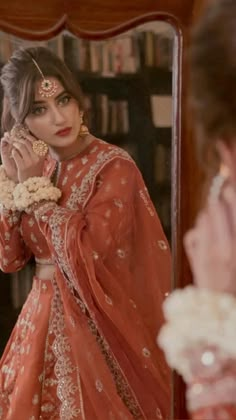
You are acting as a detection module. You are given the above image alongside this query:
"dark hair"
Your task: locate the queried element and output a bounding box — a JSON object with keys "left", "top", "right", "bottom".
{"left": 0, "top": 46, "right": 85, "bottom": 132}
{"left": 189, "top": 0, "right": 236, "bottom": 169}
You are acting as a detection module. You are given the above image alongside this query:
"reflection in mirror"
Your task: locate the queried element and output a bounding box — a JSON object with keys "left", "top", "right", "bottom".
{"left": 0, "top": 23, "right": 175, "bottom": 419}
{"left": 0, "top": 23, "right": 173, "bottom": 240}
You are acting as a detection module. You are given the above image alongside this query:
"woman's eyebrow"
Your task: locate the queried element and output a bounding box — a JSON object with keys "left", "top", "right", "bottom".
{"left": 33, "top": 90, "right": 66, "bottom": 105}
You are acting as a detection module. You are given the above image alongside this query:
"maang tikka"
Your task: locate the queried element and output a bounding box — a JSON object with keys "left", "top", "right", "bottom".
{"left": 31, "top": 58, "right": 58, "bottom": 98}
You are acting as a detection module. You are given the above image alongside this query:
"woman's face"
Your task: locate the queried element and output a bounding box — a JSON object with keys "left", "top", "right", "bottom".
{"left": 25, "top": 77, "right": 81, "bottom": 149}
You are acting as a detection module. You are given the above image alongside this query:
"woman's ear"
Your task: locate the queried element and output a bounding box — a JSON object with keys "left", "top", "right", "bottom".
{"left": 216, "top": 139, "right": 236, "bottom": 186}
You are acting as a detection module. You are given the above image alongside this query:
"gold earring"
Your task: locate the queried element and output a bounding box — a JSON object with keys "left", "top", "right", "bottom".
{"left": 32, "top": 140, "right": 48, "bottom": 157}
{"left": 10, "top": 123, "right": 29, "bottom": 140}
{"left": 79, "top": 113, "right": 89, "bottom": 137}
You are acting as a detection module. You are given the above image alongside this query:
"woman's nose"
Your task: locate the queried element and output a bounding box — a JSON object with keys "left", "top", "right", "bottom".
{"left": 51, "top": 107, "right": 66, "bottom": 125}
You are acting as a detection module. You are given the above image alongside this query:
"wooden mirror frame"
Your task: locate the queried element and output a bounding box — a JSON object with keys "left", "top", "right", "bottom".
{"left": 0, "top": 1, "right": 206, "bottom": 418}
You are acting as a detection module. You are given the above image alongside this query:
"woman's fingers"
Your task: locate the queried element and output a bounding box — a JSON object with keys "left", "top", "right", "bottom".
{"left": 12, "top": 141, "right": 32, "bottom": 161}
{"left": 184, "top": 194, "right": 236, "bottom": 292}
{"left": 222, "top": 184, "right": 236, "bottom": 235}
{"left": 22, "top": 133, "right": 35, "bottom": 144}
{"left": 12, "top": 137, "right": 41, "bottom": 163}
{"left": 11, "top": 148, "right": 24, "bottom": 169}
{"left": 184, "top": 212, "right": 209, "bottom": 273}
{"left": 183, "top": 228, "right": 198, "bottom": 268}
{"left": 1, "top": 135, "right": 14, "bottom": 158}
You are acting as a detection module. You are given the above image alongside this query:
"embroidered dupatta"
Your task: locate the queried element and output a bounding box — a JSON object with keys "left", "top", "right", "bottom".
{"left": 35, "top": 141, "right": 171, "bottom": 418}
{"left": 0, "top": 140, "right": 171, "bottom": 419}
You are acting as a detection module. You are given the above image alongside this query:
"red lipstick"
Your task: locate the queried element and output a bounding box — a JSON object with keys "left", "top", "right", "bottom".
{"left": 55, "top": 127, "right": 72, "bottom": 136}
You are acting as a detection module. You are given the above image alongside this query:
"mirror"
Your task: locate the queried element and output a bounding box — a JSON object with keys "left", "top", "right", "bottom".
{"left": 0, "top": 21, "right": 176, "bottom": 418}
{"left": 0, "top": 21, "right": 175, "bottom": 305}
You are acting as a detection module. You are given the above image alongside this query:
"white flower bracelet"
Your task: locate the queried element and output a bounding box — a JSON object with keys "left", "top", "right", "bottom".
{"left": 0, "top": 166, "right": 61, "bottom": 212}
{"left": 13, "top": 176, "right": 61, "bottom": 211}
{"left": 0, "top": 166, "right": 17, "bottom": 210}
{"left": 158, "top": 286, "right": 236, "bottom": 382}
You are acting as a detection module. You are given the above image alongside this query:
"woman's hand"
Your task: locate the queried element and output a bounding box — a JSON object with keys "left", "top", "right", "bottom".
{"left": 184, "top": 185, "right": 236, "bottom": 295}
{"left": 11, "top": 133, "right": 45, "bottom": 183}
{"left": 0, "top": 132, "right": 19, "bottom": 182}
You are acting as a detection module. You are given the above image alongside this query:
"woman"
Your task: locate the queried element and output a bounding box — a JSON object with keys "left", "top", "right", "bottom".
{"left": 0, "top": 46, "right": 171, "bottom": 419}
{"left": 158, "top": 0, "right": 236, "bottom": 419}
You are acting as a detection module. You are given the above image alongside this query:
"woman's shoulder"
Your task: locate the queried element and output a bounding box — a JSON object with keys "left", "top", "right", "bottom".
{"left": 92, "top": 137, "right": 135, "bottom": 166}
{"left": 89, "top": 138, "right": 143, "bottom": 185}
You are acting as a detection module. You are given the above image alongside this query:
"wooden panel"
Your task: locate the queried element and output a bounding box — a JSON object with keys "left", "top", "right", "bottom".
{"left": 0, "top": 0, "right": 194, "bottom": 39}
{"left": 0, "top": 1, "right": 210, "bottom": 419}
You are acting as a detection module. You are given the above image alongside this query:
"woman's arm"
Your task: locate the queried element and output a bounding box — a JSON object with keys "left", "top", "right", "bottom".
{"left": 0, "top": 208, "right": 32, "bottom": 272}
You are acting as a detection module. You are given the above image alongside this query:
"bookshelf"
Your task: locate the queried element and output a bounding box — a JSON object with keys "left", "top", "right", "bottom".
{"left": 77, "top": 68, "right": 172, "bottom": 237}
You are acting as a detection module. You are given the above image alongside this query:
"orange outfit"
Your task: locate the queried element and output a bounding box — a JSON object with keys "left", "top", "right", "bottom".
{"left": 0, "top": 139, "right": 171, "bottom": 419}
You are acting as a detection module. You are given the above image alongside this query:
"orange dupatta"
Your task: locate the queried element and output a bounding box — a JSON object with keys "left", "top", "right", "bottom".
{"left": 35, "top": 141, "right": 171, "bottom": 419}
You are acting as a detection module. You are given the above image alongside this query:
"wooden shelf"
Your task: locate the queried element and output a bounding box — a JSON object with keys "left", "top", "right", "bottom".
{"left": 154, "top": 127, "right": 172, "bottom": 145}
{"left": 76, "top": 67, "right": 172, "bottom": 97}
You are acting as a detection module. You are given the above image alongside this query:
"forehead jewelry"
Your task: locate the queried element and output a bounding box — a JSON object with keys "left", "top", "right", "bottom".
{"left": 31, "top": 58, "right": 58, "bottom": 98}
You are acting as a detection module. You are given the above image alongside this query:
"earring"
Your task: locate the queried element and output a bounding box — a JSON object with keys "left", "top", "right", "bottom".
{"left": 209, "top": 163, "right": 230, "bottom": 202}
{"left": 10, "top": 123, "right": 29, "bottom": 140}
{"left": 10, "top": 123, "right": 48, "bottom": 157}
{"left": 79, "top": 113, "right": 89, "bottom": 137}
{"left": 32, "top": 140, "right": 48, "bottom": 157}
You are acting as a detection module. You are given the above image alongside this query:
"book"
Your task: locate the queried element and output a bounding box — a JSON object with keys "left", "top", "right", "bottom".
{"left": 151, "top": 95, "right": 172, "bottom": 127}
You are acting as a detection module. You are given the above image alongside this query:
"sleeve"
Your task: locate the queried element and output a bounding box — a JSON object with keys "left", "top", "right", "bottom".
{"left": 0, "top": 209, "right": 32, "bottom": 272}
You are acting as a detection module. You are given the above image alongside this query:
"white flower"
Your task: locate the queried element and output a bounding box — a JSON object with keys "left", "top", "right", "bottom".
{"left": 158, "top": 286, "right": 236, "bottom": 381}
{"left": 13, "top": 176, "right": 61, "bottom": 212}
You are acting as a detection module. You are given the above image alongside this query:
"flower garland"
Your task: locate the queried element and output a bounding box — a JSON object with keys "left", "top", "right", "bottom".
{"left": 13, "top": 177, "right": 61, "bottom": 211}
{"left": 0, "top": 166, "right": 17, "bottom": 210}
{"left": 0, "top": 166, "right": 61, "bottom": 212}
{"left": 158, "top": 286, "right": 236, "bottom": 382}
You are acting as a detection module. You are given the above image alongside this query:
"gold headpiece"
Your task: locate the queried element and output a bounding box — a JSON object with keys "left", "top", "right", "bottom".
{"left": 31, "top": 58, "right": 58, "bottom": 98}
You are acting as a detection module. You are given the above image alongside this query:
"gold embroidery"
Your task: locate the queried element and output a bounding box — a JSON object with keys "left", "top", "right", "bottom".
{"left": 66, "top": 148, "right": 133, "bottom": 210}
{"left": 47, "top": 278, "right": 82, "bottom": 419}
{"left": 139, "top": 189, "right": 155, "bottom": 217}
{"left": 158, "top": 240, "right": 168, "bottom": 251}
{"left": 95, "top": 379, "right": 103, "bottom": 392}
{"left": 88, "top": 319, "right": 143, "bottom": 418}
{"left": 142, "top": 348, "right": 151, "bottom": 358}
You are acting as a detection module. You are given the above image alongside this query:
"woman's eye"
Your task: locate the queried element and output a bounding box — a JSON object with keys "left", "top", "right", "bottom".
{"left": 31, "top": 106, "right": 46, "bottom": 116}
{"left": 58, "top": 95, "right": 71, "bottom": 106}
